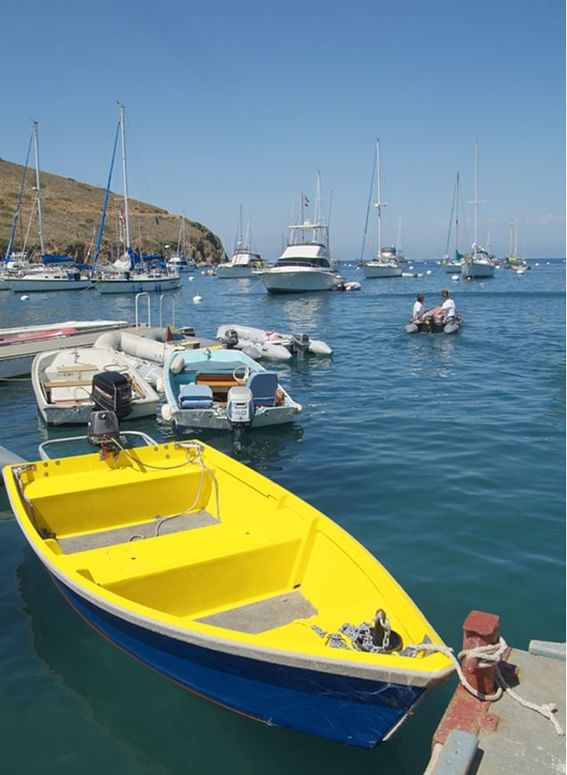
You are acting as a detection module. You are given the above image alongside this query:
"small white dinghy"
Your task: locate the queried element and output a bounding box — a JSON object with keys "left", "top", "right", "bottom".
{"left": 32, "top": 347, "right": 160, "bottom": 425}
{"left": 216, "top": 324, "right": 332, "bottom": 362}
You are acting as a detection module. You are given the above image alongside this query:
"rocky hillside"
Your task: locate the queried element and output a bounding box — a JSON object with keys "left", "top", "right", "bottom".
{"left": 0, "top": 158, "right": 225, "bottom": 265}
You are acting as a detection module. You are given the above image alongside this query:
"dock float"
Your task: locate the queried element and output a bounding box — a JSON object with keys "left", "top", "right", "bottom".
{"left": 425, "top": 611, "right": 565, "bottom": 774}
{"left": 0, "top": 325, "right": 217, "bottom": 379}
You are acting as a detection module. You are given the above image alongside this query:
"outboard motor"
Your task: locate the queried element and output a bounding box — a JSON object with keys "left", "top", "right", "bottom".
{"left": 292, "top": 333, "right": 310, "bottom": 357}
{"left": 91, "top": 371, "right": 133, "bottom": 420}
{"left": 86, "top": 409, "right": 122, "bottom": 457}
{"left": 223, "top": 329, "right": 239, "bottom": 349}
{"left": 226, "top": 386, "right": 255, "bottom": 428}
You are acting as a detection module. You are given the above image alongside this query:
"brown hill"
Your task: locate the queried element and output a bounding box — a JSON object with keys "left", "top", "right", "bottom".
{"left": 0, "top": 158, "right": 225, "bottom": 264}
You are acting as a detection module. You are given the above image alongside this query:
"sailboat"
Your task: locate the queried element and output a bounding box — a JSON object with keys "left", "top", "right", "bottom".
{"left": 260, "top": 174, "right": 343, "bottom": 293}
{"left": 505, "top": 218, "right": 529, "bottom": 272}
{"left": 167, "top": 215, "right": 196, "bottom": 272}
{"left": 441, "top": 172, "right": 465, "bottom": 273}
{"left": 462, "top": 144, "right": 496, "bottom": 280}
{"left": 361, "top": 140, "right": 403, "bottom": 279}
{"left": 8, "top": 122, "right": 93, "bottom": 293}
{"left": 95, "top": 104, "right": 181, "bottom": 294}
{"left": 217, "top": 207, "right": 264, "bottom": 279}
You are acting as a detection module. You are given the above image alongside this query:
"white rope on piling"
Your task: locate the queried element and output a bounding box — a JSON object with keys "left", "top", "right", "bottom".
{"left": 404, "top": 638, "right": 564, "bottom": 736}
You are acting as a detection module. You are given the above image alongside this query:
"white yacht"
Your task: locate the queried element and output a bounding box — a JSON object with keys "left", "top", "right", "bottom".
{"left": 217, "top": 209, "right": 264, "bottom": 279}
{"left": 167, "top": 255, "right": 195, "bottom": 273}
{"left": 9, "top": 266, "right": 92, "bottom": 292}
{"left": 363, "top": 246, "right": 403, "bottom": 278}
{"left": 462, "top": 245, "right": 496, "bottom": 279}
{"left": 261, "top": 178, "right": 342, "bottom": 293}
{"left": 462, "top": 145, "right": 495, "bottom": 280}
{"left": 361, "top": 140, "right": 403, "bottom": 279}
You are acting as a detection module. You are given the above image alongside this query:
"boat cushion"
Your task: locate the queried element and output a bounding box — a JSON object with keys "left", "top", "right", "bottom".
{"left": 178, "top": 383, "right": 213, "bottom": 408}
{"left": 247, "top": 371, "right": 279, "bottom": 407}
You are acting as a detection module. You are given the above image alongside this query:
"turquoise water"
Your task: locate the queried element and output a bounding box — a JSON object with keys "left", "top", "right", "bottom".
{"left": 0, "top": 261, "right": 564, "bottom": 774}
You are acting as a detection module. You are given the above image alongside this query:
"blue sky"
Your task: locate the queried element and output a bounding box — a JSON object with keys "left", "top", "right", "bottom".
{"left": 3, "top": 0, "right": 565, "bottom": 259}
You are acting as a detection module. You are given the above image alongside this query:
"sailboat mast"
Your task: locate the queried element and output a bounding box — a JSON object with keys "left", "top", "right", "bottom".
{"left": 374, "top": 138, "right": 385, "bottom": 256}
{"left": 32, "top": 122, "right": 46, "bottom": 256}
{"left": 455, "top": 171, "right": 460, "bottom": 255}
{"left": 118, "top": 102, "right": 131, "bottom": 251}
{"left": 473, "top": 142, "right": 479, "bottom": 257}
{"left": 5, "top": 128, "right": 33, "bottom": 260}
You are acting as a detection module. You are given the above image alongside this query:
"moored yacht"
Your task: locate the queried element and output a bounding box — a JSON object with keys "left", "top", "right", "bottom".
{"left": 93, "top": 104, "right": 180, "bottom": 294}
{"left": 361, "top": 140, "right": 403, "bottom": 279}
{"left": 217, "top": 208, "right": 264, "bottom": 279}
{"left": 462, "top": 145, "right": 495, "bottom": 280}
{"left": 261, "top": 177, "right": 342, "bottom": 293}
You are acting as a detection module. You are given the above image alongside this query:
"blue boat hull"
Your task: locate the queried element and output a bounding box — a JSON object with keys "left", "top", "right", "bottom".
{"left": 54, "top": 577, "right": 425, "bottom": 748}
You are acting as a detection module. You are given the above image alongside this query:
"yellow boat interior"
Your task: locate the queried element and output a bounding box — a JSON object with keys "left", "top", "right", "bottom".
{"left": 5, "top": 442, "right": 451, "bottom": 674}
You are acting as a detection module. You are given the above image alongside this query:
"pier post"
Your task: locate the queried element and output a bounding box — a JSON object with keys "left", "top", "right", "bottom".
{"left": 432, "top": 611, "right": 501, "bottom": 749}
{"left": 462, "top": 610, "right": 500, "bottom": 695}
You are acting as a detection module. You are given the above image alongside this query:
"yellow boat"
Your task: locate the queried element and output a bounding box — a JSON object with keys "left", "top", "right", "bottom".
{"left": 3, "top": 440, "right": 454, "bottom": 747}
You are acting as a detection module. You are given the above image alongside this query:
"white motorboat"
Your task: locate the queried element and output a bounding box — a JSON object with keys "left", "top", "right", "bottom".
{"left": 32, "top": 346, "right": 160, "bottom": 426}
{"left": 217, "top": 209, "right": 264, "bottom": 279}
{"left": 261, "top": 176, "right": 342, "bottom": 293}
{"left": 167, "top": 255, "right": 195, "bottom": 273}
{"left": 216, "top": 324, "right": 332, "bottom": 362}
{"left": 161, "top": 347, "right": 302, "bottom": 431}
{"left": 361, "top": 140, "right": 403, "bottom": 279}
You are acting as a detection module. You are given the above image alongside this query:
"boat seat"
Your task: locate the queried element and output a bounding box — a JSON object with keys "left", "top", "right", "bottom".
{"left": 66, "top": 524, "right": 304, "bottom": 617}
{"left": 43, "top": 379, "right": 93, "bottom": 389}
{"left": 247, "top": 371, "right": 279, "bottom": 407}
{"left": 178, "top": 383, "right": 213, "bottom": 409}
{"left": 196, "top": 373, "right": 239, "bottom": 389}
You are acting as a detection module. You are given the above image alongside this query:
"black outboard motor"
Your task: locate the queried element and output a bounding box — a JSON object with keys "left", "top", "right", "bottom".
{"left": 223, "top": 329, "right": 239, "bottom": 349}
{"left": 91, "top": 371, "right": 133, "bottom": 420}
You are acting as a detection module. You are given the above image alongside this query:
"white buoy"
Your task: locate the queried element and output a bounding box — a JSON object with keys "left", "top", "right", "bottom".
{"left": 426, "top": 269, "right": 432, "bottom": 275}
{"left": 193, "top": 295, "right": 203, "bottom": 304}
{"left": 189, "top": 276, "right": 194, "bottom": 281}
{"left": 160, "top": 404, "right": 172, "bottom": 422}
{"left": 20, "top": 295, "right": 29, "bottom": 301}
{"left": 451, "top": 274, "right": 460, "bottom": 281}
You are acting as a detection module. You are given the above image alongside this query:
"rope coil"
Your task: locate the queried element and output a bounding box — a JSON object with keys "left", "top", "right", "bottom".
{"left": 404, "top": 638, "right": 564, "bottom": 736}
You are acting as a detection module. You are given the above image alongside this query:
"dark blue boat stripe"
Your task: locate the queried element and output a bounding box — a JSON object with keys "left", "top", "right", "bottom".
{"left": 53, "top": 577, "right": 423, "bottom": 748}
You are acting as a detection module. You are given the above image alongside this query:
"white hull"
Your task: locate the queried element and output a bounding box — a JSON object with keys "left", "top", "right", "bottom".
{"left": 39, "top": 398, "right": 158, "bottom": 426}
{"left": 362, "top": 263, "right": 403, "bottom": 278}
{"left": 170, "top": 404, "right": 300, "bottom": 431}
{"left": 261, "top": 267, "right": 341, "bottom": 293}
{"left": 9, "top": 278, "right": 92, "bottom": 292}
{"left": 95, "top": 276, "right": 181, "bottom": 293}
{"left": 462, "top": 260, "right": 495, "bottom": 279}
{"left": 443, "top": 262, "right": 462, "bottom": 273}
{"left": 32, "top": 347, "right": 160, "bottom": 425}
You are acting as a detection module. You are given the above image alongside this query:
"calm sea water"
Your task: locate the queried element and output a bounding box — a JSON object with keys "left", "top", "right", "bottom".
{"left": 0, "top": 260, "right": 564, "bottom": 774}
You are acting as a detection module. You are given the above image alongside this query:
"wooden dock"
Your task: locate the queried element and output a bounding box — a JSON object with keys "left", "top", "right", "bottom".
{"left": 0, "top": 325, "right": 217, "bottom": 379}
{"left": 425, "top": 611, "right": 565, "bottom": 774}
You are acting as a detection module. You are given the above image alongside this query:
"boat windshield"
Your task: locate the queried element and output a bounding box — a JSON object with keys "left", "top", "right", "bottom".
{"left": 276, "top": 257, "right": 332, "bottom": 269}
